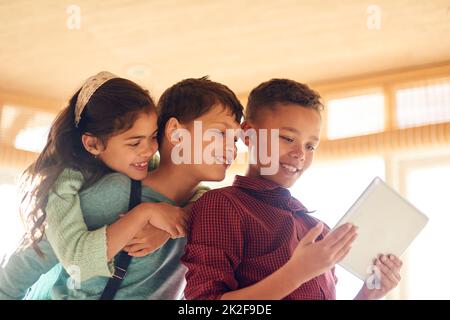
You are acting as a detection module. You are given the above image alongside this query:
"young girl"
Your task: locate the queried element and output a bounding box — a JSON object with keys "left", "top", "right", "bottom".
{"left": 0, "top": 72, "right": 202, "bottom": 299}
{"left": 1, "top": 75, "right": 244, "bottom": 300}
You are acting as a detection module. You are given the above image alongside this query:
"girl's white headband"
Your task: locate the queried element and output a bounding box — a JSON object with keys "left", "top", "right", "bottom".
{"left": 74, "top": 71, "right": 118, "bottom": 127}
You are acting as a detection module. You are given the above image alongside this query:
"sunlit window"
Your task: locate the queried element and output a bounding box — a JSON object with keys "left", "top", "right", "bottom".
{"left": 404, "top": 163, "right": 450, "bottom": 299}
{"left": 327, "top": 93, "right": 384, "bottom": 140}
{"left": 396, "top": 80, "right": 450, "bottom": 129}
{"left": 15, "top": 126, "right": 50, "bottom": 153}
{"left": 1, "top": 105, "right": 54, "bottom": 153}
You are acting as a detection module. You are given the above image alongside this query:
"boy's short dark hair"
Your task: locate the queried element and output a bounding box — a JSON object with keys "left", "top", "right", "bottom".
{"left": 157, "top": 76, "right": 244, "bottom": 143}
{"left": 245, "top": 78, "right": 324, "bottom": 122}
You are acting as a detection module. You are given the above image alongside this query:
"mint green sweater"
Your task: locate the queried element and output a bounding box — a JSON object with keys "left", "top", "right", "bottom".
{"left": 45, "top": 169, "right": 114, "bottom": 281}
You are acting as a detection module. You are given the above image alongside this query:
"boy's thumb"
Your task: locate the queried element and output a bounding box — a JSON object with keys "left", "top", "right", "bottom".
{"left": 302, "top": 222, "right": 324, "bottom": 244}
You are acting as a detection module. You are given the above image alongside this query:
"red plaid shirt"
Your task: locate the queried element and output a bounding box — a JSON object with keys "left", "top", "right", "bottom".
{"left": 182, "top": 175, "right": 337, "bottom": 300}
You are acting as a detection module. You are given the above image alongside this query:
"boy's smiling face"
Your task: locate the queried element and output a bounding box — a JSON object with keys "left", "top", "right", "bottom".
{"left": 186, "top": 104, "right": 241, "bottom": 181}
{"left": 244, "top": 103, "right": 322, "bottom": 188}
{"left": 164, "top": 103, "right": 241, "bottom": 182}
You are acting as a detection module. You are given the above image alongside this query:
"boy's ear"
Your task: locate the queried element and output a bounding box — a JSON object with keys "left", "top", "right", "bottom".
{"left": 241, "top": 121, "right": 254, "bottom": 147}
{"left": 81, "top": 133, "right": 104, "bottom": 156}
{"left": 165, "top": 117, "right": 183, "bottom": 146}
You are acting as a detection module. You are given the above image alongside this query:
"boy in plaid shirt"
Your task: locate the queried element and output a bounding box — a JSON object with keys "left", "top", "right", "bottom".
{"left": 182, "top": 79, "right": 402, "bottom": 300}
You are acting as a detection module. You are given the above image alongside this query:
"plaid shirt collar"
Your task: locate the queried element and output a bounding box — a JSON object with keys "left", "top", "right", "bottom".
{"left": 232, "top": 175, "right": 308, "bottom": 214}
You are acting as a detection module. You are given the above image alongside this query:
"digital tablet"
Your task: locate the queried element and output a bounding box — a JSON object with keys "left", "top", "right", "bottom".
{"left": 332, "top": 177, "right": 429, "bottom": 280}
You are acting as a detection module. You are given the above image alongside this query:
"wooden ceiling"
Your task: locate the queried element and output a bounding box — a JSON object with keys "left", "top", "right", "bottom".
{"left": 1, "top": 0, "right": 450, "bottom": 105}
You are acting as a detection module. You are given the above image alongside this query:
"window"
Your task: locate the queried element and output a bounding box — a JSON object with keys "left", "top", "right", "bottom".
{"left": 326, "top": 93, "right": 384, "bottom": 140}
{"left": 402, "top": 159, "right": 450, "bottom": 299}
{"left": 15, "top": 125, "right": 51, "bottom": 153}
{"left": 1, "top": 105, "right": 55, "bottom": 153}
{"left": 396, "top": 79, "right": 450, "bottom": 129}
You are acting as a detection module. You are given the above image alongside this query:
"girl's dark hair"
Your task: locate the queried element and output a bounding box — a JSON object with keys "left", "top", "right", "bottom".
{"left": 19, "top": 77, "right": 156, "bottom": 255}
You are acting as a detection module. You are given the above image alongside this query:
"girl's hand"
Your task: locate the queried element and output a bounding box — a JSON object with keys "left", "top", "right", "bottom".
{"left": 356, "top": 254, "right": 403, "bottom": 300}
{"left": 145, "top": 202, "right": 188, "bottom": 238}
{"left": 123, "top": 224, "right": 170, "bottom": 257}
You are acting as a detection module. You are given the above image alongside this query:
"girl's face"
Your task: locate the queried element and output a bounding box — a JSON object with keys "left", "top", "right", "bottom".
{"left": 97, "top": 111, "right": 158, "bottom": 180}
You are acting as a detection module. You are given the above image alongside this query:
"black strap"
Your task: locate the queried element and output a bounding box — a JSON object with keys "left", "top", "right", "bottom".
{"left": 99, "top": 179, "right": 141, "bottom": 300}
